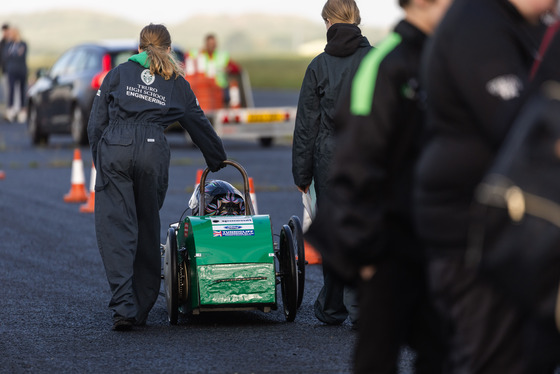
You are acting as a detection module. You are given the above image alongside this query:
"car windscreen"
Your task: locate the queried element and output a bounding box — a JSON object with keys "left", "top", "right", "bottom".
{"left": 111, "top": 51, "right": 137, "bottom": 67}
{"left": 110, "top": 48, "right": 185, "bottom": 69}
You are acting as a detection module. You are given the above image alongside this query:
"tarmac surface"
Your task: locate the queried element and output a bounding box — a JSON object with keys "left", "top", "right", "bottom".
{"left": 0, "top": 93, "right": 416, "bottom": 373}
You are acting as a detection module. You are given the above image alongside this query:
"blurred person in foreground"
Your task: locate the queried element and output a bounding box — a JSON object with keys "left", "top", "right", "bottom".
{"left": 526, "top": 19, "right": 560, "bottom": 370}
{"left": 305, "top": 0, "right": 451, "bottom": 372}
{"left": 413, "top": 0, "right": 557, "bottom": 372}
{"left": 3, "top": 26, "right": 27, "bottom": 123}
{"left": 487, "top": 17, "right": 560, "bottom": 371}
{"left": 88, "top": 24, "right": 226, "bottom": 331}
{"left": 292, "top": 0, "right": 371, "bottom": 328}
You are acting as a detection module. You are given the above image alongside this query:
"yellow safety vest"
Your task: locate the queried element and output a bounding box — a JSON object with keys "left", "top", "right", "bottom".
{"left": 190, "top": 49, "right": 230, "bottom": 88}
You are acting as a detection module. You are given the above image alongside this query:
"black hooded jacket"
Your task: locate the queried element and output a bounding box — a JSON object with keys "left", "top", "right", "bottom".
{"left": 292, "top": 23, "right": 371, "bottom": 199}
{"left": 305, "top": 20, "right": 430, "bottom": 280}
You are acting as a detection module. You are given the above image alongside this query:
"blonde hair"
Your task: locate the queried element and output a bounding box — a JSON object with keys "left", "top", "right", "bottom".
{"left": 139, "top": 24, "right": 183, "bottom": 80}
{"left": 321, "top": 0, "right": 361, "bottom": 25}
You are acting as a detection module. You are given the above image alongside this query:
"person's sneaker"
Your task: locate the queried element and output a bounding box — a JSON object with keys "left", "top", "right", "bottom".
{"left": 5, "top": 107, "right": 15, "bottom": 123}
{"left": 112, "top": 317, "right": 134, "bottom": 331}
{"left": 17, "top": 110, "right": 27, "bottom": 123}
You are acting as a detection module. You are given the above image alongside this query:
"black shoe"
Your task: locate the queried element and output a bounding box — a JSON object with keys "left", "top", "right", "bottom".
{"left": 112, "top": 317, "right": 135, "bottom": 331}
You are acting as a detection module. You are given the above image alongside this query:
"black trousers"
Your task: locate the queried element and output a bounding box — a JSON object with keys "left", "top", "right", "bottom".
{"left": 428, "top": 251, "right": 532, "bottom": 374}
{"left": 7, "top": 71, "right": 26, "bottom": 108}
{"left": 314, "top": 265, "right": 359, "bottom": 325}
{"left": 354, "top": 256, "right": 445, "bottom": 374}
{"left": 95, "top": 123, "right": 170, "bottom": 324}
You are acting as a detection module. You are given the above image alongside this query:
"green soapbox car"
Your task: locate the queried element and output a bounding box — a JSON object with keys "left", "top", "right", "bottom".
{"left": 162, "top": 160, "right": 306, "bottom": 324}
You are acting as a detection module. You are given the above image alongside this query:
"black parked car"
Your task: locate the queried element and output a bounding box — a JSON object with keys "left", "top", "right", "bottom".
{"left": 27, "top": 40, "right": 184, "bottom": 145}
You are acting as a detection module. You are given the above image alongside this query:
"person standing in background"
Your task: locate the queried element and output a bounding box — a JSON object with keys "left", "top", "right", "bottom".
{"left": 187, "top": 33, "right": 240, "bottom": 106}
{"left": 292, "top": 0, "right": 371, "bottom": 329}
{"left": 3, "top": 26, "right": 27, "bottom": 123}
{"left": 305, "top": 0, "right": 451, "bottom": 372}
{"left": 0, "top": 23, "right": 9, "bottom": 118}
{"left": 414, "top": 0, "right": 556, "bottom": 372}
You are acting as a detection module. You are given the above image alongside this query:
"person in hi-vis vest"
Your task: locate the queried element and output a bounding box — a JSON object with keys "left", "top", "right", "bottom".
{"left": 188, "top": 33, "right": 240, "bottom": 105}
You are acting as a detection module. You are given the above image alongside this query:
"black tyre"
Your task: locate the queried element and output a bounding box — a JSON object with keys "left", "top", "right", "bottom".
{"left": 259, "top": 137, "right": 273, "bottom": 147}
{"left": 70, "top": 105, "right": 88, "bottom": 145}
{"left": 163, "top": 227, "right": 179, "bottom": 325}
{"left": 279, "top": 224, "right": 298, "bottom": 322}
{"left": 28, "top": 105, "right": 49, "bottom": 145}
{"left": 288, "top": 215, "right": 305, "bottom": 309}
{"left": 178, "top": 260, "right": 189, "bottom": 306}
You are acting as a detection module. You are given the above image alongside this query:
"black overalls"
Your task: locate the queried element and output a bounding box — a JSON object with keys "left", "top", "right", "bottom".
{"left": 88, "top": 52, "right": 226, "bottom": 324}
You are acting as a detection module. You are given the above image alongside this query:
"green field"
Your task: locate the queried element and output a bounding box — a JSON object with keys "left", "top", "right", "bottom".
{"left": 236, "top": 56, "right": 313, "bottom": 90}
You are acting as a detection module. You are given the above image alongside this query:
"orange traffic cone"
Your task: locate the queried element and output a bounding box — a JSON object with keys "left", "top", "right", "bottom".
{"left": 248, "top": 177, "right": 258, "bottom": 215}
{"left": 193, "top": 168, "right": 203, "bottom": 193}
{"left": 64, "top": 149, "right": 88, "bottom": 203}
{"left": 0, "top": 170, "right": 5, "bottom": 180}
{"left": 304, "top": 240, "right": 322, "bottom": 265}
{"left": 229, "top": 80, "right": 241, "bottom": 109}
{"left": 79, "top": 162, "right": 96, "bottom": 213}
{"left": 302, "top": 197, "right": 322, "bottom": 264}
{"left": 192, "top": 168, "right": 204, "bottom": 195}
{"left": 184, "top": 55, "right": 196, "bottom": 77}
{"left": 195, "top": 169, "right": 203, "bottom": 185}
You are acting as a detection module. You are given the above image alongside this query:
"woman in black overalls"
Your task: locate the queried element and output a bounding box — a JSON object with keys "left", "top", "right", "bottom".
{"left": 88, "top": 24, "right": 227, "bottom": 331}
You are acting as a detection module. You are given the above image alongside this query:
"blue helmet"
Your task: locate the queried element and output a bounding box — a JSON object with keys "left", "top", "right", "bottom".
{"left": 189, "top": 180, "right": 245, "bottom": 216}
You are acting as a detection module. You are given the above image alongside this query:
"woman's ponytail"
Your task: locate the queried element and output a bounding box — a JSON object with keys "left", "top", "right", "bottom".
{"left": 139, "top": 24, "right": 183, "bottom": 80}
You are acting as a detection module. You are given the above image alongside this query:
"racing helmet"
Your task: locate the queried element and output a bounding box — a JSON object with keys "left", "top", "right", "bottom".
{"left": 189, "top": 180, "right": 246, "bottom": 216}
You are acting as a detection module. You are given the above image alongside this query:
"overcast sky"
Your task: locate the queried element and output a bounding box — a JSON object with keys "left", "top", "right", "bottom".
{"left": 0, "top": 1, "right": 403, "bottom": 28}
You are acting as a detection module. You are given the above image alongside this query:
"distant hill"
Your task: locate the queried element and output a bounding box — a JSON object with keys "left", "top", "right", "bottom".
{"left": 1, "top": 10, "right": 388, "bottom": 63}
{"left": 2, "top": 10, "right": 140, "bottom": 57}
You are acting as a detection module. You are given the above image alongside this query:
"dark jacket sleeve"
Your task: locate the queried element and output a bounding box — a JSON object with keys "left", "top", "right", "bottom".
{"left": 292, "top": 62, "right": 320, "bottom": 189}
{"left": 177, "top": 79, "right": 227, "bottom": 172}
{"left": 87, "top": 69, "right": 115, "bottom": 168}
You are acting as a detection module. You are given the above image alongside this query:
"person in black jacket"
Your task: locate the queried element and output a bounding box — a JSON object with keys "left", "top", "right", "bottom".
{"left": 306, "top": 0, "right": 451, "bottom": 372}
{"left": 0, "top": 23, "right": 9, "bottom": 115}
{"left": 414, "top": 0, "right": 556, "bottom": 372}
{"left": 292, "top": 0, "right": 371, "bottom": 328}
{"left": 489, "top": 19, "right": 560, "bottom": 372}
{"left": 88, "top": 24, "right": 227, "bottom": 331}
{"left": 3, "top": 26, "right": 27, "bottom": 123}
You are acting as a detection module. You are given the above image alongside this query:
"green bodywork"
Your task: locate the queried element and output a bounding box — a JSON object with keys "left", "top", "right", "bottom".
{"left": 177, "top": 215, "right": 276, "bottom": 313}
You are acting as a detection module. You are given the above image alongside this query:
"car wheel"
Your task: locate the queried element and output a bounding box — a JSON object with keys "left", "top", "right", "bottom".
{"left": 28, "top": 105, "right": 49, "bottom": 145}
{"left": 259, "top": 137, "right": 274, "bottom": 147}
{"left": 279, "top": 224, "right": 298, "bottom": 322}
{"left": 164, "top": 227, "right": 179, "bottom": 325}
{"left": 70, "top": 105, "right": 88, "bottom": 145}
{"left": 288, "top": 215, "right": 305, "bottom": 309}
